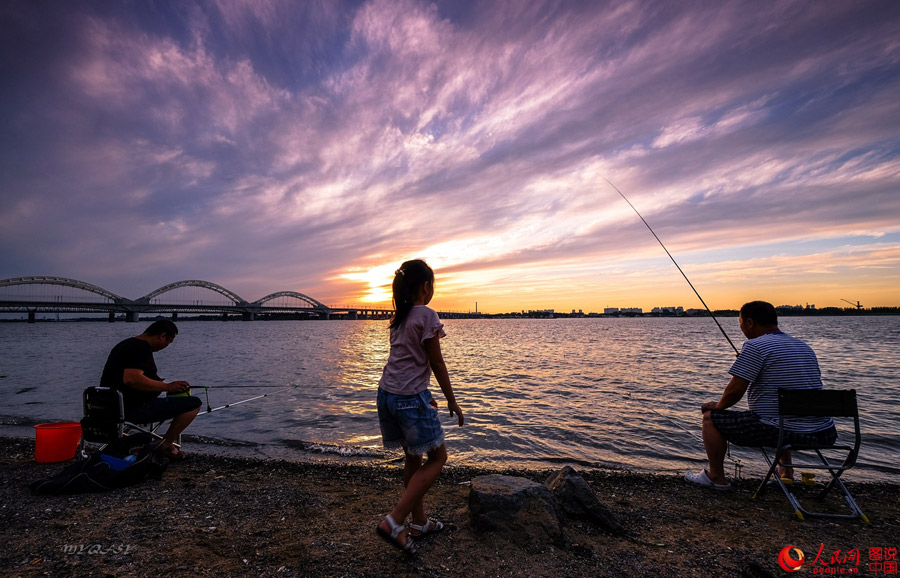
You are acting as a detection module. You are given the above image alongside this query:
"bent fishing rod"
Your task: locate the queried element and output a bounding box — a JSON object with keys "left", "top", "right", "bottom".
{"left": 603, "top": 177, "right": 739, "bottom": 356}
{"left": 607, "top": 178, "right": 745, "bottom": 477}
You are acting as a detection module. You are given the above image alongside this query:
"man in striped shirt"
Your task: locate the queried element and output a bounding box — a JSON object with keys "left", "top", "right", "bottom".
{"left": 685, "top": 301, "right": 836, "bottom": 490}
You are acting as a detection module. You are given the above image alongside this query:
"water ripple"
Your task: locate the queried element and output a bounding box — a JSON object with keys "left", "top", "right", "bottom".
{"left": 1, "top": 316, "right": 897, "bottom": 481}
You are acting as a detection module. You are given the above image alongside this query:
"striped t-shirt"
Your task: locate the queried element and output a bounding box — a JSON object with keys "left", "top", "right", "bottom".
{"left": 729, "top": 331, "right": 834, "bottom": 432}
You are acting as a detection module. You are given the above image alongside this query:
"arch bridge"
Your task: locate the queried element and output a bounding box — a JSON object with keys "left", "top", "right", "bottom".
{"left": 0, "top": 277, "right": 393, "bottom": 322}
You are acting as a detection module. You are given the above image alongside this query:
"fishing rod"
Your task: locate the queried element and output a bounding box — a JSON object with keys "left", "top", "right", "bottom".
{"left": 606, "top": 177, "right": 746, "bottom": 477}
{"left": 194, "top": 385, "right": 300, "bottom": 389}
{"left": 603, "top": 177, "right": 739, "bottom": 356}
{"left": 197, "top": 393, "right": 270, "bottom": 414}
{"left": 191, "top": 384, "right": 300, "bottom": 415}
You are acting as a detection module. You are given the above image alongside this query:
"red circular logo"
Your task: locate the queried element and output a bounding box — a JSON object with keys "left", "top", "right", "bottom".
{"left": 778, "top": 545, "right": 805, "bottom": 572}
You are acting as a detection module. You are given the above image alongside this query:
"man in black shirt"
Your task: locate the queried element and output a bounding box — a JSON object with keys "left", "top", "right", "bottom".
{"left": 100, "top": 320, "right": 201, "bottom": 460}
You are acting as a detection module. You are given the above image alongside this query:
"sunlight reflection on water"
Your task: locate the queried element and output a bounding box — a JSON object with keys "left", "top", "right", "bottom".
{"left": 0, "top": 316, "right": 897, "bottom": 481}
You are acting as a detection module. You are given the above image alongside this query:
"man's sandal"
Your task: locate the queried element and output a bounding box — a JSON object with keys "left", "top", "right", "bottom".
{"left": 408, "top": 518, "right": 444, "bottom": 537}
{"left": 376, "top": 514, "right": 415, "bottom": 553}
{"left": 160, "top": 445, "right": 188, "bottom": 461}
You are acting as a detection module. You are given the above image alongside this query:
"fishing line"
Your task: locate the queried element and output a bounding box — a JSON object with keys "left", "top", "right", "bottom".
{"left": 603, "top": 177, "right": 739, "bottom": 356}
{"left": 623, "top": 392, "right": 702, "bottom": 443}
{"left": 623, "top": 392, "right": 743, "bottom": 477}
{"left": 606, "top": 177, "right": 746, "bottom": 477}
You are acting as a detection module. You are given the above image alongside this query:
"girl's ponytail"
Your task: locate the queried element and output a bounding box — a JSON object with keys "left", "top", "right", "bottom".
{"left": 390, "top": 259, "right": 434, "bottom": 329}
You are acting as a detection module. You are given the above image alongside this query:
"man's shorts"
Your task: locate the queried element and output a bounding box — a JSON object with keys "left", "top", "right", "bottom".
{"left": 377, "top": 388, "right": 444, "bottom": 456}
{"left": 126, "top": 395, "right": 202, "bottom": 424}
{"left": 709, "top": 409, "right": 837, "bottom": 448}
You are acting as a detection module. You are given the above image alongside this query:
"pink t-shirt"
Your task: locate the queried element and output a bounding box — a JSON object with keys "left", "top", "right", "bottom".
{"left": 378, "top": 305, "right": 446, "bottom": 395}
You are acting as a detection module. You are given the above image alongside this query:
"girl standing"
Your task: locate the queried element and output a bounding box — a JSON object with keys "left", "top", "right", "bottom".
{"left": 376, "top": 259, "right": 464, "bottom": 553}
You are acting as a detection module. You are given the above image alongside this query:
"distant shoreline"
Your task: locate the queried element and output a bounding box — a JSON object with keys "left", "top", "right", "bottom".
{"left": 3, "top": 308, "right": 898, "bottom": 322}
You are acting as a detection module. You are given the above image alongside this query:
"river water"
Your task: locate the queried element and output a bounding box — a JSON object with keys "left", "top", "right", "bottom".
{"left": 1, "top": 316, "right": 897, "bottom": 482}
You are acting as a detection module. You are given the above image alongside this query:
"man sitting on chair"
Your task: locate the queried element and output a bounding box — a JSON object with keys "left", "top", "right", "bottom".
{"left": 99, "top": 319, "right": 201, "bottom": 461}
{"left": 685, "top": 300, "right": 837, "bottom": 490}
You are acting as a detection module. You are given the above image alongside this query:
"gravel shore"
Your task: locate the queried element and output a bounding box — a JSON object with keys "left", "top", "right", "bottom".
{"left": 1, "top": 436, "right": 897, "bottom": 577}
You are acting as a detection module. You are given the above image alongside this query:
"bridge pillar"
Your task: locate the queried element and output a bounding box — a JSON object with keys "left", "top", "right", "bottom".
{"left": 242, "top": 312, "right": 255, "bottom": 321}
{"left": 172, "top": 312, "right": 178, "bottom": 321}
{"left": 348, "top": 311, "right": 358, "bottom": 320}
{"left": 221, "top": 312, "right": 228, "bottom": 321}
{"left": 28, "top": 311, "right": 36, "bottom": 323}
{"left": 127, "top": 311, "right": 139, "bottom": 322}
{"left": 108, "top": 312, "right": 115, "bottom": 323}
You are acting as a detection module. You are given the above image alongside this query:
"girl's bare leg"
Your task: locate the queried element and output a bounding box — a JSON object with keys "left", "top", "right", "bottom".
{"left": 379, "top": 444, "right": 447, "bottom": 545}
{"left": 402, "top": 452, "right": 428, "bottom": 525}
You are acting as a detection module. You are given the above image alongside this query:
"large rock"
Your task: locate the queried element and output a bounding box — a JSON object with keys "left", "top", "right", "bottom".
{"left": 468, "top": 474, "right": 564, "bottom": 545}
{"left": 544, "top": 466, "right": 624, "bottom": 535}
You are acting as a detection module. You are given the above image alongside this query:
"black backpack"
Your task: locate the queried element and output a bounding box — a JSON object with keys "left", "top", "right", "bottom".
{"left": 29, "top": 438, "right": 168, "bottom": 495}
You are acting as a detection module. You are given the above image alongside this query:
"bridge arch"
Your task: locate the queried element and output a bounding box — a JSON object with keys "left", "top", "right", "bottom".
{"left": 253, "top": 291, "right": 330, "bottom": 310}
{"left": 0, "top": 276, "right": 125, "bottom": 302}
{"left": 140, "top": 280, "right": 248, "bottom": 305}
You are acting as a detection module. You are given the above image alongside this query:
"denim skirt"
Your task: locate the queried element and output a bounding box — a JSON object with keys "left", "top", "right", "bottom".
{"left": 377, "top": 388, "right": 445, "bottom": 456}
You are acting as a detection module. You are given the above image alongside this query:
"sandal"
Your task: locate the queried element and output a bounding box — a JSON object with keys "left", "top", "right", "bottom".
{"left": 159, "top": 445, "right": 188, "bottom": 461}
{"left": 684, "top": 470, "right": 731, "bottom": 491}
{"left": 376, "top": 514, "right": 415, "bottom": 553}
{"left": 408, "top": 518, "right": 444, "bottom": 537}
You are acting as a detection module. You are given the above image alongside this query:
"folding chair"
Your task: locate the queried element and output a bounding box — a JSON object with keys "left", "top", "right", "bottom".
{"left": 79, "top": 386, "right": 174, "bottom": 459}
{"left": 752, "top": 388, "right": 869, "bottom": 522}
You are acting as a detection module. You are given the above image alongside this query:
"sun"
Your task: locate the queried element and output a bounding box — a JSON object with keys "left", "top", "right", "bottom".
{"left": 339, "top": 263, "right": 396, "bottom": 304}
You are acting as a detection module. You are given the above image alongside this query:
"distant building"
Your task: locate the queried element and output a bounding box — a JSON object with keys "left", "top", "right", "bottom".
{"left": 620, "top": 307, "right": 643, "bottom": 315}
{"left": 604, "top": 307, "right": 619, "bottom": 315}
{"left": 524, "top": 309, "right": 555, "bottom": 318}
{"left": 651, "top": 306, "right": 683, "bottom": 315}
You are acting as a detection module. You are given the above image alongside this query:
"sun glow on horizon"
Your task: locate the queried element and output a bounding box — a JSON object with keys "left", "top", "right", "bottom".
{"left": 338, "top": 263, "right": 396, "bottom": 304}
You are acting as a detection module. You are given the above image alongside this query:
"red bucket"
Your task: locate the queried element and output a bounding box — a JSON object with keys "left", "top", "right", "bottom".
{"left": 34, "top": 422, "right": 82, "bottom": 463}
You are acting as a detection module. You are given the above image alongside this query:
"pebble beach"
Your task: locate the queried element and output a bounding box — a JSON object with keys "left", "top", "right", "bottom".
{"left": 1, "top": 436, "right": 898, "bottom": 577}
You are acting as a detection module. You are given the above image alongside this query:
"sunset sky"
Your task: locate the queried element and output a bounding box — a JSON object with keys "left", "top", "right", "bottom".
{"left": 1, "top": 1, "right": 898, "bottom": 314}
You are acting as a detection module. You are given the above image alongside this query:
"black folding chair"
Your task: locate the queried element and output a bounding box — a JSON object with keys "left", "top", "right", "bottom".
{"left": 752, "top": 388, "right": 868, "bottom": 522}
{"left": 79, "top": 386, "right": 173, "bottom": 458}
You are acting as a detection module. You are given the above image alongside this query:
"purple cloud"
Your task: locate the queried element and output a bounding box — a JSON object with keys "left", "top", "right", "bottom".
{"left": 1, "top": 0, "right": 898, "bottom": 309}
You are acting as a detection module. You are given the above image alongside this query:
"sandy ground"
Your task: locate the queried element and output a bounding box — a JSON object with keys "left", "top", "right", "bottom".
{"left": 1, "top": 436, "right": 897, "bottom": 577}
